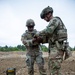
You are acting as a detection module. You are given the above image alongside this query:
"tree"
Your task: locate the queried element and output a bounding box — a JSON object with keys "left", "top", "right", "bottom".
{"left": 17, "top": 45, "right": 26, "bottom": 51}
{"left": 41, "top": 45, "right": 48, "bottom": 52}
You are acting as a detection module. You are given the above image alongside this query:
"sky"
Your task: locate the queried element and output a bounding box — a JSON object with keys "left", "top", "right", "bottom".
{"left": 0, "top": 0, "right": 75, "bottom": 47}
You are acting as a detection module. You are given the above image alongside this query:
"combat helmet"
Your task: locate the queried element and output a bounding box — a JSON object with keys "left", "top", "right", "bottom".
{"left": 26, "top": 19, "right": 35, "bottom": 27}
{"left": 40, "top": 6, "right": 53, "bottom": 19}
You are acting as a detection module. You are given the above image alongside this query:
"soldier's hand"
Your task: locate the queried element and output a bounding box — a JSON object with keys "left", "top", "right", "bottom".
{"left": 34, "top": 32, "right": 40, "bottom": 38}
{"left": 36, "top": 36, "right": 43, "bottom": 43}
{"left": 32, "top": 38, "right": 37, "bottom": 43}
{"left": 32, "top": 36, "right": 43, "bottom": 43}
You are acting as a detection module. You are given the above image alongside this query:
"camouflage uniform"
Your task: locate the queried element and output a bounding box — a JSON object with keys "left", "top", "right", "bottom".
{"left": 36, "top": 6, "right": 71, "bottom": 75}
{"left": 21, "top": 19, "right": 46, "bottom": 75}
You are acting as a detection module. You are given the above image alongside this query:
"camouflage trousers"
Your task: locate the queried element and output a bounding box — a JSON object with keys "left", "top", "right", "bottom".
{"left": 26, "top": 54, "right": 46, "bottom": 75}
{"left": 48, "top": 58, "right": 62, "bottom": 75}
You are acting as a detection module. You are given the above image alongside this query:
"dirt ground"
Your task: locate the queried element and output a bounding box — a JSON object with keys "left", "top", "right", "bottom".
{"left": 0, "top": 51, "right": 75, "bottom": 75}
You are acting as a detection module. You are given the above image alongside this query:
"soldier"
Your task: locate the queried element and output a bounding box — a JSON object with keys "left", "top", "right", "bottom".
{"left": 21, "top": 19, "right": 46, "bottom": 75}
{"left": 34, "top": 6, "right": 72, "bottom": 75}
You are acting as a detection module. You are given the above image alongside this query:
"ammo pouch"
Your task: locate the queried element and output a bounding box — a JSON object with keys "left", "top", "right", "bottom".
{"left": 55, "top": 41, "right": 64, "bottom": 50}
{"left": 57, "top": 28, "right": 67, "bottom": 41}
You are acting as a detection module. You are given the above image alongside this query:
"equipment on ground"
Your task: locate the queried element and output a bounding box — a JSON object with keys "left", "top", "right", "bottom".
{"left": 6, "top": 68, "right": 16, "bottom": 75}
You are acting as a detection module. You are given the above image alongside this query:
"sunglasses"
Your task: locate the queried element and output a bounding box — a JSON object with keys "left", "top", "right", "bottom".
{"left": 28, "top": 26, "right": 34, "bottom": 28}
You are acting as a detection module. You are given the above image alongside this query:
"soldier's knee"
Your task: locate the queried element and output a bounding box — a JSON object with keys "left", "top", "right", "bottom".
{"left": 36, "top": 56, "right": 44, "bottom": 65}
{"left": 53, "top": 61, "right": 61, "bottom": 69}
{"left": 49, "top": 59, "right": 61, "bottom": 69}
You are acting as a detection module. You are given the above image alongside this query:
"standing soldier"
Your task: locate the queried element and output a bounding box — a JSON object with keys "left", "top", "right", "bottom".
{"left": 21, "top": 19, "right": 46, "bottom": 75}
{"left": 34, "top": 6, "right": 71, "bottom": 75}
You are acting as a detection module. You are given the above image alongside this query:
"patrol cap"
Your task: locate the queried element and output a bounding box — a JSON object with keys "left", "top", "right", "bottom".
{"left": 26, "top": 19, "right": 35, "bottom": 27}
{"left": 40, "top": 6, "right": 53, "bottom": 19}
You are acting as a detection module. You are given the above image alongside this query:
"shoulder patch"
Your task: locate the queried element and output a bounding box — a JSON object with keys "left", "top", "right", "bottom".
{"left": 52, "top": 19, "right": 57, "bottom": 24}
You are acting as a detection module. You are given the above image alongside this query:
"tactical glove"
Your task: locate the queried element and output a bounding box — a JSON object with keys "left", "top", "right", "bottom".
{"left": 36, "top": 36, "right": 43, "bottom": 43}
{"left": 33, "top": 36, "right": 43, "bottom": 43}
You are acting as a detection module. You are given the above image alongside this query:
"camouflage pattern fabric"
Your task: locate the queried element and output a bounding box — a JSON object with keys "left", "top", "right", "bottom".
{"left": 26, "top": 53, "right": 46, "bottom": 75}
{"left": 21, "top": 29, "right": 46, "bottom": 75}
{"left": 48, "top": 58, "right": 62, "bottom": 75}
{"left": 48, "top": 46, "right": 63, "bottom": 75}
{"left": 36, "top": 17, "right": 71, "bottom": 75}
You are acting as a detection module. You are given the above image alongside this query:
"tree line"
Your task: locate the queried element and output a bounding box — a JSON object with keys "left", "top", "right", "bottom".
{"left": 0, "top": 45, "right": 74, "bottom": 52}
{"left": 0, "top": 45, "right": 48, "bottom": 52}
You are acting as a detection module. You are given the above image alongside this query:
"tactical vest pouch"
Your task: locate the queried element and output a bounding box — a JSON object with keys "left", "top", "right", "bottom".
{"left": 64, "top": 42, "right": 72, "bottom": 60}
{"left": 57, "top": 28, "right": 67, "bottom": 41}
